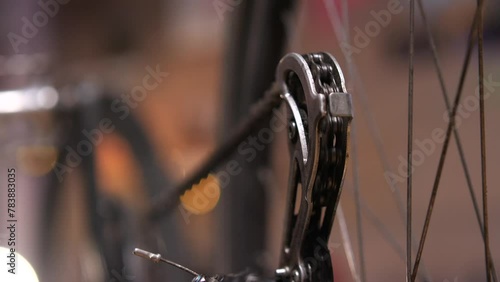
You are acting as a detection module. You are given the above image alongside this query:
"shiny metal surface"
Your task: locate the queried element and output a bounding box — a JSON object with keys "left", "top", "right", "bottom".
{"left": 276, "top": 52, "right": 352, "bottom": 282}
{"left": 135, "top": 52, "right": 352, "bottom": 282}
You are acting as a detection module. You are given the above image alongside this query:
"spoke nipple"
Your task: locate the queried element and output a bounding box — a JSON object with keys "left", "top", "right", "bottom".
{"left": 292, "top": 269, "right": 300, "bottom": 282}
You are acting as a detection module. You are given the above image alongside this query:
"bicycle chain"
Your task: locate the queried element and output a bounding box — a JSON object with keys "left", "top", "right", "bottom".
{"left": 133, "top": 52, "right": 352, "bottom": 282}
{"left": 277, "top": 52, "right": 351, "bottom": 282}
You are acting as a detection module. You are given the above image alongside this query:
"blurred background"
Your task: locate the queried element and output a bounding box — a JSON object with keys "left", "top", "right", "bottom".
{"left": 0, "top": 0, "right": 499, "bottom": 281}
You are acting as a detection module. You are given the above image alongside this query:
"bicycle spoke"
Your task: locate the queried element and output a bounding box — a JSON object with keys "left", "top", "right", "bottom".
{"left": 339, "top": 0, "right": 367, "bottom": 280}
{"left": 358, "top": 197, "right": 405, "bottom": 262}
{"left": 342, "top": 185, "right": 433, "bottom": 281}
{"left": 411, "top": 5, "right": 484, "bottom": 281}
{"left": 323, "top": 1, "right": 431, "bottom": 280}
{"left": 323, "top": 0, "right": 405, "bottom": 229}
{"left": 477, "top": 1, "right": 493, "bottom": 280}
{"left": 349, "top": 121, "right": 367, "bottom": 282}
{"left": 416, "top": 0, "right": 498, "bottom": 280}
{"left": 338, "top": 204, "right": 362, "bottom": 282}
{"left": 407, "top": 0, "right": 416, "bottom": 281}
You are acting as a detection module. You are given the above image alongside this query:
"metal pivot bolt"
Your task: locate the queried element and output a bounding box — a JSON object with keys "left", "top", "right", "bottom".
{"left": 292, "top": 269, "right": 300, "bottom": 282}
{"left": 275, "top": 267, "right": 289, "bottom": 278}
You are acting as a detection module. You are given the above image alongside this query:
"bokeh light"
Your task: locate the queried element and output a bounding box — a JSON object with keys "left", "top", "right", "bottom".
{"left": 16, "top": 145, "right": 58, "bottom": 177}
{"left": 0, "top": 247, "right": 39, "bottom": 282}
{"left": 180, "top": 173, "right": 221, "bottom": 215}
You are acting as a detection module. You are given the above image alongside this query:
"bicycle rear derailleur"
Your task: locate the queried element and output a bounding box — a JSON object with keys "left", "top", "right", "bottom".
{"left": 135, "top": 52, "right": 352, "bottom": 282}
